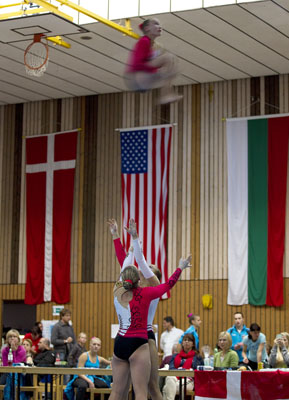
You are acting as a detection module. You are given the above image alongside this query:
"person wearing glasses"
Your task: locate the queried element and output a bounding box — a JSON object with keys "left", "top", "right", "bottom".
{"left": 213, "top": 332, "right": 239, "bottom": 368}
{"left": 162, "top": 334, "right": 203, "bottom": 400}
{"left": 242, "top": 323, "right": 268, "bottom": 370}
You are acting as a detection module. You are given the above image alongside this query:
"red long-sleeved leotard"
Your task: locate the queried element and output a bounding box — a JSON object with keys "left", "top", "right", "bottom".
{"left": 114, "top": 268, "right": 181, "bottom": 339}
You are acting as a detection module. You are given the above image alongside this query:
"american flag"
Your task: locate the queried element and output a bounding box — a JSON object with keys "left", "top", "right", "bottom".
{"left": 120, "top": 125, "right": 172, "bottom": 296}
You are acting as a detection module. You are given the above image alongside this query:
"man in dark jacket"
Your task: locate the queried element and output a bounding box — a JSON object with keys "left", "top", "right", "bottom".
{"left": 51, "top": 308, "right": 76, "bottom": 361}
{"left": 33, "top": 338, "right": 55, "bottom": 366}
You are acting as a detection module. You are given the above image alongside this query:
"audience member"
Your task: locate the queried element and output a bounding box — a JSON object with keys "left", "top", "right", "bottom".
{"left": 227, "top": 311, "right": 249, "bottom": 362}
{"left": 23, "top": 326, "right": 42, "bottom": 353}
{"left": 162, "top": 334, "right": 203, "bottom": 400}
{"left": 34, "top": 321, "right": 43, "bottom": 333}
{"left": 179, "top": 313, "right": 202, "bottom": 350}
{"left": 33, "top": 338, "right": 56, "bottom": 367}
{"left": 160, "top": 344, "right": 179, "bottom": 369}
{"left": 64, "top": 337, "right": 111, "bottom": 400}
{"left": 160, "top": 317, "right": 183, "bottom": 359}
{"left": 67, "top": 332, "right": 87, "bottom": 367}
{"left": 22, "top": 338, "right": 35, "bottom": 364}
{"left": 214, "top": 332, "right": 239, "bottom": 368}
{"left": 242, "top": 323, "right": 268, "bottom": 371}
{"left": 0, "top": 329, "right": 26, "bottom": 384}
{"left": 51, "top": 308, "right": 76, "bottom": 362}
{"left": 268, "top": 332, "right": 289, "bottom": 368}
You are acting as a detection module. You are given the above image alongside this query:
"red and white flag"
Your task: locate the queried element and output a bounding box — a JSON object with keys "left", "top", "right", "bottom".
{"left": 195, "top": 370, "right": 289, "bottom": 400}
{"left": 25, "top": 130, "right": 78, "bottom": 305}
{"left": 120, "top": 125, "right": 172, "bottom": 296}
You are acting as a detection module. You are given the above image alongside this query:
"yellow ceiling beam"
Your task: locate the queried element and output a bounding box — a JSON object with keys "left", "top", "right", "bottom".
{"left": 46, "top": 35, "right": 71, "bottom": 48}
{"left": 0, "top": 2, "right": 23, "bottom": 8}
{"left": 23, "top": 0, "right": 73, "bottom": 21}
{"left": 53, "top": 0, "right": 140, "bottom": 40}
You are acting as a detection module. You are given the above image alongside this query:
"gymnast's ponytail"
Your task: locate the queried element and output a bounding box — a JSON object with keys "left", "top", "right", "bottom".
{"left": 121, "top": 265, "right": 139, "bottom": 290}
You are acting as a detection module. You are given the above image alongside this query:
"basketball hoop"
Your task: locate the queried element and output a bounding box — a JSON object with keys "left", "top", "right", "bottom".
{"left": 24, "top": 34, "right": 49, "bottom": 77}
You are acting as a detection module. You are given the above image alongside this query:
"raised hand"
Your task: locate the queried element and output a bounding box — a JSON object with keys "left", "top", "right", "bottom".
{"left": 107, "top": 219, "right": 119, "bottom": 238}
{"left": 178, "top": 255, "right": 192, "bottom": 271}
{"left": 124, "top": 218, "right": 138, "bottom": 239}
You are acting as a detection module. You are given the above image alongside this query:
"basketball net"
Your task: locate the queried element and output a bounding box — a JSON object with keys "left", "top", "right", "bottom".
{"left": 24, "top": 34, "right": 49, "bottom": 77}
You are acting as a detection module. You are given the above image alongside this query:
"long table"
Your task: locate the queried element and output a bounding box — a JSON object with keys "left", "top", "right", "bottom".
{"left": 0, "top": 366, "right": 194, "bottom": 399}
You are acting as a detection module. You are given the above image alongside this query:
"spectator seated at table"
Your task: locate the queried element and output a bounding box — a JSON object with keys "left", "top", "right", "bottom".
{"left": 162, "top": 334, "right": 203, "bottom": 400}
{"left": 1, "top": 329, "right": 26, "bottom": 384}
{"left": 33, "top": 337, "right": 55, "bottom": 367}
{"left": 64, "top": 337, "right": 111, "bottom": 400}
{"left": 242, "top": 323, "right": 268, "bottom": 371}
{"left": 67, "top": 332, "right": 87, "bottom": 368}
{"left": 214, "top": 332, "right": 239, "bottom": 369}
{"left": 23, "top": 326, "right": 42, "bottom": 354}
{"left": 268, "top": 332, "right": 289, "bottom": 368}
{"left": 22, "top": 338, "right": 35, "bottom": 365}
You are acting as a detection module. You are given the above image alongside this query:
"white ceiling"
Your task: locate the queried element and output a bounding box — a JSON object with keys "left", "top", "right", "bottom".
{"left": 0, "top": 0, "right": 289, "bottom": 105}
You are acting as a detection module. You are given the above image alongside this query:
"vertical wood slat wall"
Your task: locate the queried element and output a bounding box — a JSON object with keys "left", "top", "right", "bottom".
{"left": 0, "top": 76, "right": 289, "bottom": 357}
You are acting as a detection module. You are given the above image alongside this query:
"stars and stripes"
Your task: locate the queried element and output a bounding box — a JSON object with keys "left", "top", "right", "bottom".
{"left": 120, "top": 125, "right": 172, "bottom": 297}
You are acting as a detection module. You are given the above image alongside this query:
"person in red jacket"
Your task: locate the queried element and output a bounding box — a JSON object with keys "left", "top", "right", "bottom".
{"left": 124, "top": 18, "right": 182, "bottom": 105}
{"left": 23, "top": 326, "right": 42, "bottom": 353}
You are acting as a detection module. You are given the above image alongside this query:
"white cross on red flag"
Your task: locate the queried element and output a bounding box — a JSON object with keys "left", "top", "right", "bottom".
{"left": 25, "top": 131, "right": 78, "bottom": 304}
{"left": 195, "top": 370, "right": 289, "bottom": 399}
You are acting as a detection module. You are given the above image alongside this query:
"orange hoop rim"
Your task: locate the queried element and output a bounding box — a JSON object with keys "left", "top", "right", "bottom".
{"left": 24, "top": 36, "right": 49, "bottom": 71}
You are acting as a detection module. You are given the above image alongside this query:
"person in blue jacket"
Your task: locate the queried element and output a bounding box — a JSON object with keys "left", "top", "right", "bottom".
{"left": 227, "top": 311, "right": 249, "bottom": 363}
{"left": 178, "top": 313, "right": 201, "bottom": 350}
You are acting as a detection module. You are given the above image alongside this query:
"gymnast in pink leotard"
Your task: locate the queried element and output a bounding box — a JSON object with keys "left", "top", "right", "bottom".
{"left": 108, "top": 218, "right": 162, "bottom": 400}
{"left": 124, "top": 18, "right": 182, "bottom": 105}
{"left": 107, "top": 220, "right": 191, "bottom": 400}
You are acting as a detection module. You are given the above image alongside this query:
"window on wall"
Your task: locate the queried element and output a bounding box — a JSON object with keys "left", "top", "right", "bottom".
{"left": 171, "top": 0, "right": 202, "bottom": 12}
{"left": 203, "top": 0, "right": 235, "bottom": 6}
{"left": 79, "top": 0, "right": 109, "bottom": 23}
{"left": 139, "top": 0, "right": 170, "bottom": 16}
{"left": 109, "top": 0, "right": 139, "bottom": 20}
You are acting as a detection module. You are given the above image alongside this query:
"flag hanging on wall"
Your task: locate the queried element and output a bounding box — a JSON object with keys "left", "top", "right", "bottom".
{"left": 120, "top": 125, "right": 172, "bottom": 297}
{"left": 195, "top": 370, "right": 289, "bottom": 399}
{"left": 227, "top": 115, "right": 289, "bottom": 307}
{"left": 25, "top": 130, "right": 78, "bottom": 305}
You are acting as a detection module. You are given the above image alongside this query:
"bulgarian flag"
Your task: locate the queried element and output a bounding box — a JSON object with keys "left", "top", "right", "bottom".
{"left": 25, "top": 130, "right": 78, "bottom": 305}
{"left": 195, "top": 370, "right": 289, "bottom": 400}
{"left": 227, "top": 115, "right": 289, "bottom": 307}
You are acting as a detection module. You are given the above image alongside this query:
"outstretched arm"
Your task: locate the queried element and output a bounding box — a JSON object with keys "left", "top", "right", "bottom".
{"left": 125, "top": 219, "right": 157, "bottom": 284}
{"left": 108, "top": 219, "right": 126, "bottom": 266}
{"left": 144, "top": 255, "right": 192, "bottom": 300}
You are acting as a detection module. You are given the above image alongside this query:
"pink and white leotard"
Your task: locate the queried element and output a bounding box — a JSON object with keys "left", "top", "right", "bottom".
{"left": 114, "top": 268, "right": 181, "bottom": 339}
{"left": 113, "top": 238, "right": 160, "bottom": 334}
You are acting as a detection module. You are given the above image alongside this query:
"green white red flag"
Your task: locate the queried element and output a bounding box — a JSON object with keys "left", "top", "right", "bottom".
{"left": 227, "top": 115, "right": 289, "bottom": 306}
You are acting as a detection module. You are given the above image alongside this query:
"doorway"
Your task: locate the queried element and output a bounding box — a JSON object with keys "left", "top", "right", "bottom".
{"left": 2, "top": 300, "right": 36, "bottom": 338}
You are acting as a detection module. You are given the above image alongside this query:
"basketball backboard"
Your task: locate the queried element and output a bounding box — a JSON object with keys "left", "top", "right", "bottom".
{"left": 0, "top": 12, "right": 88, "bottom": 44}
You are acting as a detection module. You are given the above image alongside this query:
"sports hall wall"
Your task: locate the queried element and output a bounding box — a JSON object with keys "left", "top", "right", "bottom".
{"left": 0, "top": 74, "right": 289, "bottom": 358}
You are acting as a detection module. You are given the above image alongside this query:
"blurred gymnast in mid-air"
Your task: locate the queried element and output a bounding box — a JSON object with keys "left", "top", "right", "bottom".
{"left": 124, "top": 18, "right": 182, "bottom": 105}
